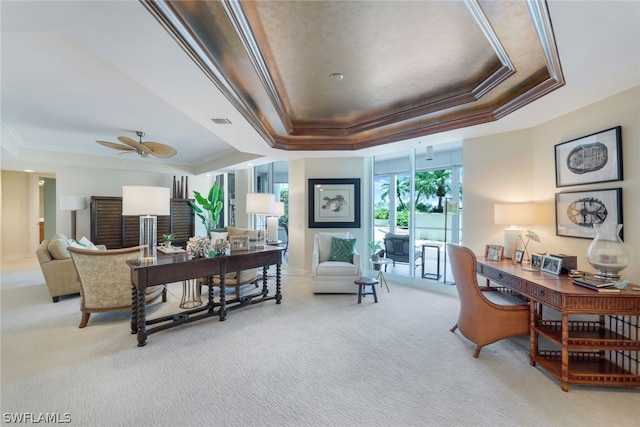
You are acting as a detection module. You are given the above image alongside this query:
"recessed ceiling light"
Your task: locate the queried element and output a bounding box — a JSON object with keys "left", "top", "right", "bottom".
{"left": 330, "top": 73, "right": 344, "bottom": 81}
{"left": 24, "top": 169, "right": 34, "bottom": 173}
{"left": 211, "top": 118, "right": 232, "bottom": 125}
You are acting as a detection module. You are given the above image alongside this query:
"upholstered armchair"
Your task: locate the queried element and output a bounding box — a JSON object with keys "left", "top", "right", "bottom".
{"left": 311, "top": 232, "right": 362, "bottom": 294}
{"left": 446, "top": 243, "right": 529, "bottom": 358}
{"left": 36, "top": 233, "right": 106, "bottom": 302}
{"left": 69, "top": 246, "right": 166, "bottom": 328}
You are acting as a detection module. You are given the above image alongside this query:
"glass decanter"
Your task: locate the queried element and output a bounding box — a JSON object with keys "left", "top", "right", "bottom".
{"left": 586, "top": 223, "right": 629, "bottom": 279}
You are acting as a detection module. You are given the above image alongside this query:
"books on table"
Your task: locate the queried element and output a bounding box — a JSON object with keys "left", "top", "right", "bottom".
{"left": 572, "top": 277, "right": 620, "bottom": 293}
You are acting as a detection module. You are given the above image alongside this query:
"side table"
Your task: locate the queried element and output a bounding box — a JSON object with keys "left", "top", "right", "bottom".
{"left": 421, "top": 243, "right": 442, "bottom": 280}
{"left": 371, "top": 258, "right": 392, "bottom": 292}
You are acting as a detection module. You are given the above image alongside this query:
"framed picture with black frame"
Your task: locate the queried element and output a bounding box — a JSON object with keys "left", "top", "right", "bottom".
{"left": 308, "top": 178, "right": 361, "bottom": 228}
{"left": 555, "top": 126, "right": 622, "bottom": 187}
{"left": 555, "top": 188, "right": 622, "bottom": 239}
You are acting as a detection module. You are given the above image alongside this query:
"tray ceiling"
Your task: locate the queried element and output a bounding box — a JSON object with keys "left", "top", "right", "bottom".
{"left": 143, "top": 0, "right": 564, "bottom": 151}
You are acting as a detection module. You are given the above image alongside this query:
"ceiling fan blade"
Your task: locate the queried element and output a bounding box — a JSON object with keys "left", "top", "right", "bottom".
{"left": 96, "top": 140, "right": 135, "bottom": 152}
{"left": 142, "top": 141, "right": 177, "bottom": 158}
{"left": 117, "top": 136, "right": 152, "bottom": 154}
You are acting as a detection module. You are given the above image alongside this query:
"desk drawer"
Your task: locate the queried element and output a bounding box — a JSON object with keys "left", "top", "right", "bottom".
{"left": 480, "top": 265, "right": 528, "bottom": 294}
{"left": 527, "top": 282, "right": 562, "bottom": 307}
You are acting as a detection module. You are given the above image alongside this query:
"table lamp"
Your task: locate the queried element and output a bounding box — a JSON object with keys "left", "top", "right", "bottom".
{"left": 494, "top": 203, "right": 536, "bottom": 259}
{"left": 267, "top": 201, "right": 285, "bottom": 244}
{"left": 60, "top": 196, "right": 86, "bottom": 241}
{"left": 246, "top": 193, "right": 275, "bottom": 248}
{"left": 122, "top": 186, "right": 170, "bottom": 263}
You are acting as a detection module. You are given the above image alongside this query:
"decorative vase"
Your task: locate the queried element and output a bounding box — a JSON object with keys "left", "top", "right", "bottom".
{"left": 586, "top": 223, "right": 629, "bottom": 279}
{"left": 371, "top": 254, "right": 379, "bottom": 262}
{"left": 164, "top": 241, "right": 172, "bottom": 248}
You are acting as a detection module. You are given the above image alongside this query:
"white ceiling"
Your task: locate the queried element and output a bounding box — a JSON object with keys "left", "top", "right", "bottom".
{"left": 1, "top": 1, "right": 639, "bottom": 175}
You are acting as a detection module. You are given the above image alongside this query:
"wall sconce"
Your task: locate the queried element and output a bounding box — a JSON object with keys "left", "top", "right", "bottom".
{"left": 122, "top": 186, "right": 170, "bottom": 263}
{"left": 494, "top": 203, "right": 536, "bottom": 259}
{"left": 246, "top": 193, "right": 275, "bottom": 247}
{"left": 60, "top": 196, "right": 86, "bottom": 241}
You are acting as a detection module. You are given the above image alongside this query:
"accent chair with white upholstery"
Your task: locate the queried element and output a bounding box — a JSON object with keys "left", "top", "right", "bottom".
{"left": 311, "top": 232, "right": 362, "bottom": 294}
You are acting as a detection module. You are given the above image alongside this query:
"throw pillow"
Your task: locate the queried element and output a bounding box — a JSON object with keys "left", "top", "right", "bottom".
{"left": 48, "top": 238, "right": 70, "bottom": 259}
{"left": 328, "top": 237, "right": 356, "bottom": 263}
{"left": 78, "top": 236, "right": 98, "bottom": 250}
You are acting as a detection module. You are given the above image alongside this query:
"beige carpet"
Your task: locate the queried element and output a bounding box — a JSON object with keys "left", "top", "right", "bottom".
{"left": 1, "top": 258, "right": 639, "bottom": 426}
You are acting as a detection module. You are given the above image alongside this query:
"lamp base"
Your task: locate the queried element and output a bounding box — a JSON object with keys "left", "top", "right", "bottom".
{"left": 139, "top": 215, "right": 158, "bottom": 264}
{"left": 503, "top": 228, "right": 522, "bottom": 259}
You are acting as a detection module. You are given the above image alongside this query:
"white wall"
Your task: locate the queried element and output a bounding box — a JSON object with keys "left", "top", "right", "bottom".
{"left": 284, "top": 157, "right": 371, "bottom": 275}
{"left": 464, "top": 86, "right": 639, "bottom": 282}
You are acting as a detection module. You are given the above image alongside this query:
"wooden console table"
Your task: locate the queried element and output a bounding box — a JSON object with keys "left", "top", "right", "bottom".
{"left": 477, "top": 259, "right": 639, "bottom": 392}
{"left": 128, "top": 246, "right": 283, "bottom": 347}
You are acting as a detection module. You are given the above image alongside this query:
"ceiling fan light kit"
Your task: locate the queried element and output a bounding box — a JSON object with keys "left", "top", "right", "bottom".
{"left": 96, "top": 131, "right": 177, "bottom": 158}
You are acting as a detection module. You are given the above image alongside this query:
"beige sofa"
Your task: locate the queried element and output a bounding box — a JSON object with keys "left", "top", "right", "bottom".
{"left": 35, "top": 233, "right": 105, "bottom": 302}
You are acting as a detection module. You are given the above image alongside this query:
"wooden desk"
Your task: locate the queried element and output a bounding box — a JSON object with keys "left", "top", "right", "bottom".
{"left": 477, "top": 259, "right": 640, "bottom": 391}
{"left": 128, "top": 246, "right": 283, "bottom": 347}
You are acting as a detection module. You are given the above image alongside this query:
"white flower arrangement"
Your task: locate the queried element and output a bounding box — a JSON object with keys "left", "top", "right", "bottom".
{"left": 186, "top": 236, "right": 210, "bottom": 258}
{"left": 211, "top": 238, "right": 230, "bottom": 254}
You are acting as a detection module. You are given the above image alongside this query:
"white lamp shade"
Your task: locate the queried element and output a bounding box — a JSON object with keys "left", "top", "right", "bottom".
{"left": 60, "top": 196, "right": 86, "bottom": 211}
{"left": 246, "top": 193, "right": 275, "bottom": 215}
{"left": 494, "top": 203, "right": 536, "bottom": 226}
{"left": 274, "top": 201, "right": 285, "bottom": 217}
{"left": 122, "top": 186, "right": 170, "bottom": 216}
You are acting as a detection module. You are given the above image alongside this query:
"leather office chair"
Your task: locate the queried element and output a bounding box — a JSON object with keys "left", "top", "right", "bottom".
{"left": 446, "top": 243, "right": 529, "bottom": 358}
{"left": 69, "top": 246, "right": 166, "bottom": 328}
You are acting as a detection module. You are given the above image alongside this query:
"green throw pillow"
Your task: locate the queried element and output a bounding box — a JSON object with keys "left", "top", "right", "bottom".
{"left": 328, "top": 237, "right": 356, "bottom": 263}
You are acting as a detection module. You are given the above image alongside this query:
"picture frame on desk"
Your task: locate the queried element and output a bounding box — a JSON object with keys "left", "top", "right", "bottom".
{"left": 484, "top": 244, "right": 504, "bottom": 261}
{"left": 541, "top": 255, "right": 563, "bottom": 275}
{"left": 229, "top": 235, "right": 249, "bottom": 252}
{"left": 513, "top": 250, "right": 524, "bottom": 264}
{"left": 555, "top": 126, "right": 622, "bottom": 187}
{"left": 530, "top": 254, "right": 543, "bottom": 270}
{"left": 555, "top": 188, "right": 622, "bottom": 239}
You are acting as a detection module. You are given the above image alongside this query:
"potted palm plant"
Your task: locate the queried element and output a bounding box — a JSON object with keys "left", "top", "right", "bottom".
{"left": 189, "top": 182, "right": 224, "bottom": 235}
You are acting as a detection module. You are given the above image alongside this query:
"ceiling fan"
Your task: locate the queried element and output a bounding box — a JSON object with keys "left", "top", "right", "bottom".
{"left": 96, "top": 131, "right": 177, "bottom": 158}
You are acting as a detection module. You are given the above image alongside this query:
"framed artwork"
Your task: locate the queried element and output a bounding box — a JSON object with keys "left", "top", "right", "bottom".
{"left": 514, "top": 250, "right": 524, "bottom": 264}
{"left": 555, "top": 188, "right": 622, "bottom": 239}
{"left": 229, "top": 235, "right": 249, "bottom": 252}
{"left": 541, "top": 255, "right": 563, "bottom": 275}
{"left": 484, "top": 244, "right": 504, "bottom": 261}
{"left": 530, "top": 254, "right": 543, "bottom": 270}
{"left": 308, "top": 178, "right": 361, "bottom": 228}
{"left": 555, "top": 126, "right": 622, "bottom": 187}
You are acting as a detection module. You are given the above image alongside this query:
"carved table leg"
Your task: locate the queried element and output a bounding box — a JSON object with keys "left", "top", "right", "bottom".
{"left": 275, "top": 262, "right": 282, "bottom": 304}
{"left": 529, "top": 303, "right": 536, "bottom": 366}
{"left": 561, "top": 313, "right": 569, "bottom": 392}
{"left": 131, "top": 283, "right": 138, "bottom": 334}
{"left": 262, "top": 265, "right": 269, "bottom": 296}
{"left": 219, "top": 277, "right": 227, "bottom": 321}
{"left": 136, "top": 288, "right": 148, "bottom": 347}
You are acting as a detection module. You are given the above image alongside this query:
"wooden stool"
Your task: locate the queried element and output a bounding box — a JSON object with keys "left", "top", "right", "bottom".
{"left": 355, "top": 277, "right": 379, "bottom": 303}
